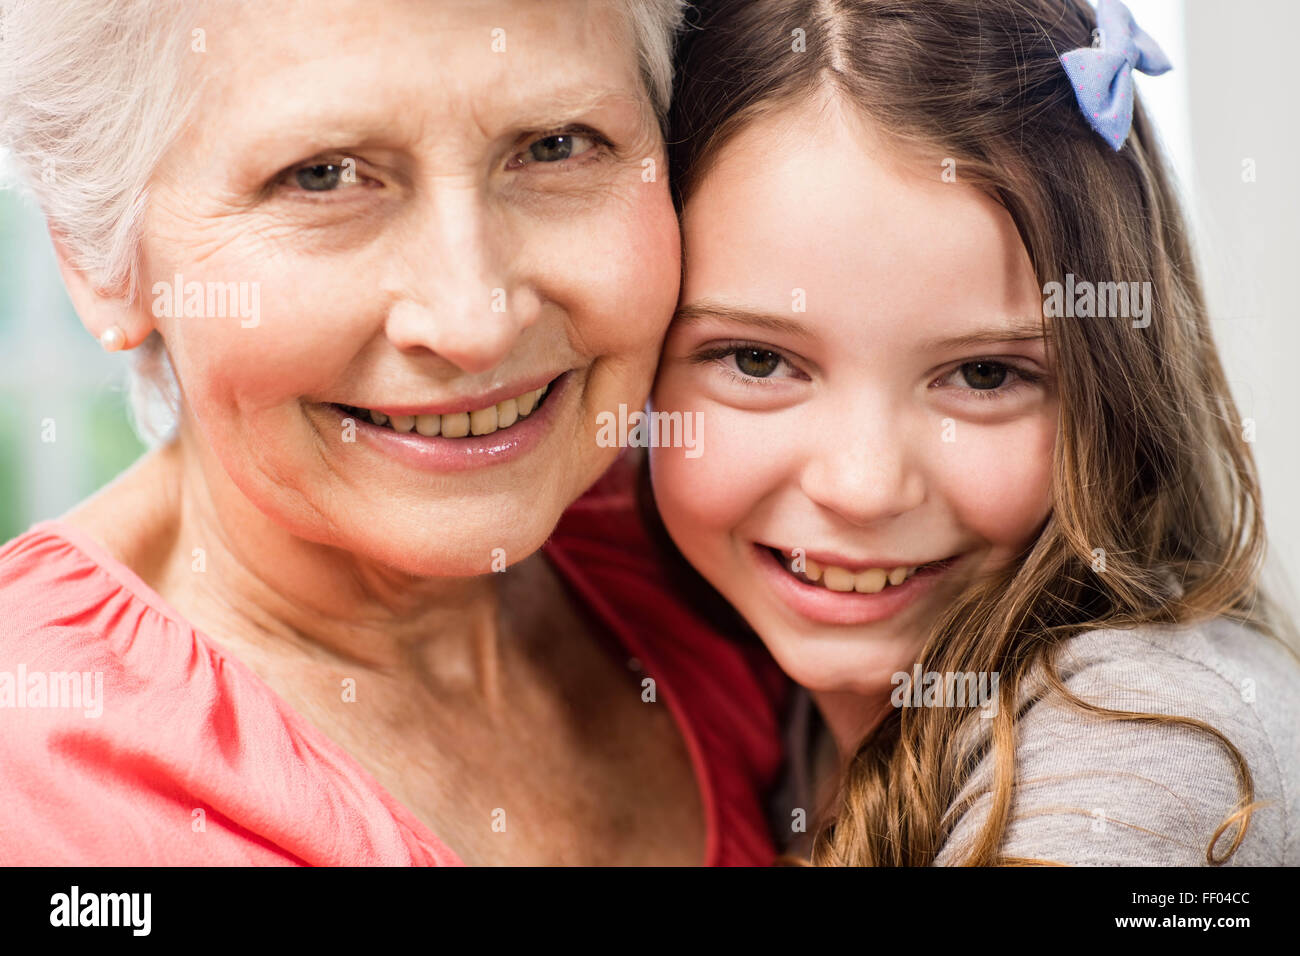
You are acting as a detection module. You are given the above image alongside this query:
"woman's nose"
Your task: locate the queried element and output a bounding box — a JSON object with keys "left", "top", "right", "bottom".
{"left": 383, "top": 189, "right": 542, "bottom": 374}
{"left": 797, "top": 409, "right": 927, "bottom": 527}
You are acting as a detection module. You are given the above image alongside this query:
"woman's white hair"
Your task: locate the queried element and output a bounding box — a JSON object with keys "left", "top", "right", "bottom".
{"left": 0, "top": 0, "right": 687, "bottom": 446}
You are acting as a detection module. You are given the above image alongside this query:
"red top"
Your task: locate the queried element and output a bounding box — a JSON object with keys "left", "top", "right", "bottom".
{"left": 0, "top": 455, "right": 789, "bottom": 866}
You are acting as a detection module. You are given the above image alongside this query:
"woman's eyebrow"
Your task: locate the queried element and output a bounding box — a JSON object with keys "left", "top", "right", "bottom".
{"left": 672, "top": 302, "right": 818, "bottom": 340}
{"left": 231, "top": 84, "right": 645, "bottom": 159}
{"left": 503, "top": 85, "right": 646, "bottom": 132}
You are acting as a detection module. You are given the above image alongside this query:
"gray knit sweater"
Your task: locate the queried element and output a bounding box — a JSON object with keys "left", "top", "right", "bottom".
{"left": 773, "top": 616, "right": 1300, "bottom": 865}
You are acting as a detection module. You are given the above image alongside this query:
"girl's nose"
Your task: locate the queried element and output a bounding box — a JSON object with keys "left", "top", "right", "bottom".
{"left": 797, "top": 411, "right": 927, "bottom": 526}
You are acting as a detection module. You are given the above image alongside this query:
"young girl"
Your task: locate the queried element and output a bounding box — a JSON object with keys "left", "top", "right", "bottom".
{"left": 645, "top": 0, "right": 1300, "bottom": 865}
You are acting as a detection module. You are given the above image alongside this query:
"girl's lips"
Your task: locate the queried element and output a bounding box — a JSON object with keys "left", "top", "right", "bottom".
{"left": 752, "top": 542, "right": 961, "bottom": 626}
{"left": 318, "top": 369, "right": 572, "bottom": 474}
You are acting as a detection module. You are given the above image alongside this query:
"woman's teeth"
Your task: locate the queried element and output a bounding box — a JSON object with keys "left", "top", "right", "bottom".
{"left": 777, "top": 548, "right": 918, "bottom": 594}
{"left": 340, "top": 382, "right": 549, "bottom": 438}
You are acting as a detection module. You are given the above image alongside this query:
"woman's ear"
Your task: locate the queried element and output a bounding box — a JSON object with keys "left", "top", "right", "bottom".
{"left": 48, "top": 228, "right": 154, "bottom": 350}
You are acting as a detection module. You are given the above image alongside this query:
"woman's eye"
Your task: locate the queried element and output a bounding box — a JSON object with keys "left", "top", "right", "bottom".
{"left": 280, "top": 158, "right": 368, "bottom": 196}
{"left": 511, "top": 130, "right": 602, "bottom": 168}
{"left": 295, "top": 163, "right": 346, "bottom": 192}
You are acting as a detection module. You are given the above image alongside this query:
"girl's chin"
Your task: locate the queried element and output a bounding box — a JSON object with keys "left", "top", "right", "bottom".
{"left": 755, "top": 624, "right": 927, "bottom": 696}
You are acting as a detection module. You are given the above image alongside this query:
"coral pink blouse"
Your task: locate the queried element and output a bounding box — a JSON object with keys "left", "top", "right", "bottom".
{"left": 0, "top": 457, "right": 788, "bottom": 865}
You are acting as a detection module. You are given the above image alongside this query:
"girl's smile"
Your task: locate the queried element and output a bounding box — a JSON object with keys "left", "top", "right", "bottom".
{"left": 751, "top": 542, "right": 969, "bottom": 626}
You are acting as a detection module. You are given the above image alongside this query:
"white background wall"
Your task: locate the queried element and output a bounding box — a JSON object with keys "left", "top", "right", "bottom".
{"left": 1181, "top": 0, "right": 1297, "bottom": 616}
{"left": 1121, "top": 1, "right": 1299, "bottom": 619}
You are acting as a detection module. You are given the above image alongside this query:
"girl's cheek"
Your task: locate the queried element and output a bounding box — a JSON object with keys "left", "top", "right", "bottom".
{"left": 652, "top": 408, "right": 747, "bottom": 534}
{"left": 938, "top": 415, "right": 1056, "bottom": 551}
{"left": 650, "top": 377, "right": 788, "bottom": 546}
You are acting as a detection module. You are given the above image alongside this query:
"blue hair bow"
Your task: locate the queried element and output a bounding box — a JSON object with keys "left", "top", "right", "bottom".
{"left": 1060, "top": 0, "right": 1172, "bottom": 151}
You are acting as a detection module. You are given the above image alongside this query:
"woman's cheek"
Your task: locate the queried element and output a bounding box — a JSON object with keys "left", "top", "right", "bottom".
{"left": 530, "top": 179, "right": 682, "bottom": 360}
{"left": 144, "top": 233, "right": 375, "bottom": 416}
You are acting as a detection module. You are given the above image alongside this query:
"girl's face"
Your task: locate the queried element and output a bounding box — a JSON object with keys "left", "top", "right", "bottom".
{"left": 650, "top": 97, "right": 1058, "bottom": 697}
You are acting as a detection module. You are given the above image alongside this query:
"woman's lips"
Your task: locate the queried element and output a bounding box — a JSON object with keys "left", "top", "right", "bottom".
{"left": 353, "top": 371, "right": 561, "bottom": 418}
{"left": 319, "top": 369, "right": 572, "bottom": 473}
{"left": 752, "top": 542, "right": 961, "bottom": 626}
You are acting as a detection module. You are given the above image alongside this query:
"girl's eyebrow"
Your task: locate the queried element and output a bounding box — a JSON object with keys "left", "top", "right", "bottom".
{"left": 919, "top": 320, "right": 1047, "bottom": 351}
{"left": 672, "top": 302, "right": 818, "bottom": 340}
{"left": 673, "top": 302, "right": 1046, "bottom": 351}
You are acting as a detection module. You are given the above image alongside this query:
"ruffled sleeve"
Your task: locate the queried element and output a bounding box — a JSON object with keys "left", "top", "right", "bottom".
{"left": 0, "top": 522, "right": 463, "bottom": 866}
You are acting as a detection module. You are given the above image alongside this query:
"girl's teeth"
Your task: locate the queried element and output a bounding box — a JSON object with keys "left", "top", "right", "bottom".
{"left": 854, "top": 568, "right": 888, "bottom": 594}
{"left": 349, "top": 383, "right": 549, "bottom": 438}
{"left": 783, "top": 550, "right": 918, "bottom": 591}
{"left": 823, "top": 566, "right": 855, "bottom": 592}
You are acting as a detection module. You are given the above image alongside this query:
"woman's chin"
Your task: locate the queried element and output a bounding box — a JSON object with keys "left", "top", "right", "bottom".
{"left": 358, "top": 518, "right": 558, "bottom": 579}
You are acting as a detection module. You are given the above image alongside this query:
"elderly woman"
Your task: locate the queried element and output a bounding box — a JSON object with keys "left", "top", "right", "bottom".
{"left": 0, "top": 0, "right": 787, "bottom": 865}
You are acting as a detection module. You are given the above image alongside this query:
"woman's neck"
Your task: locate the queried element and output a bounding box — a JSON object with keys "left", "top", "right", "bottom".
{"left": 69, "top": 431, "right": 536, "bottom": 706}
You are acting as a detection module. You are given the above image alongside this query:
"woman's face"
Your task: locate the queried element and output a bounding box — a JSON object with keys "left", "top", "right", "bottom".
{"left": 650, "top": 97, "right": 1058, "bottom": 697}
{"left": 137, "top": 0, "right": 679, "bottom": 575}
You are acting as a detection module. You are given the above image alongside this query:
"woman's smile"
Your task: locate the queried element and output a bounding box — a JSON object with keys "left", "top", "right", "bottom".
{"left": 316, "top": 369, "right": 574, "bottom": 473}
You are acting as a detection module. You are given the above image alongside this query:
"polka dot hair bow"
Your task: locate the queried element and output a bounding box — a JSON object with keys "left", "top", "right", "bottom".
{"left": 1060, "top": 0, "right": 1172, "bottom": 151}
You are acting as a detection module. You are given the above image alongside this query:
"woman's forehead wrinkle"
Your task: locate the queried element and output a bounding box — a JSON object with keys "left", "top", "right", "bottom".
{"left": 218, "top": 0, "right": 644, "bottom": 145}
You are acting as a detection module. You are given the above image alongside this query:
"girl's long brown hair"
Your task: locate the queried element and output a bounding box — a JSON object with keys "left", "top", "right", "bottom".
{"left": 654, "top": 0, "right": 1300, "bottom": 865}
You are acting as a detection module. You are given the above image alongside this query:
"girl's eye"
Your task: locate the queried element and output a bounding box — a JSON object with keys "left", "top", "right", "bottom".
{"left": 734, "top": 348, "right": 782, "bottom": 378}
{"left": 937, "top": 360, "right": 1044, "bottom": 399}
{"left": 692, "top": 343, "right": 802, "bottom": 385}
{"left": 960, "top": 361, "right": 1010, "bottom": 390}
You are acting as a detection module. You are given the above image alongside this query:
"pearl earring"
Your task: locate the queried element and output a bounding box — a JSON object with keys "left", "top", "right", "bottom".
{"left": 99, "top": 325, "right": 127, "bottom": 352}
